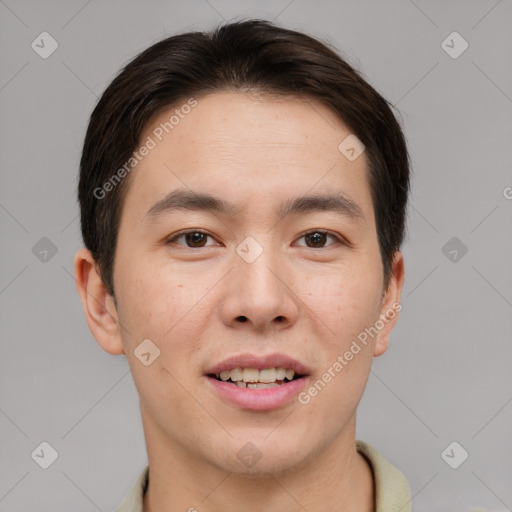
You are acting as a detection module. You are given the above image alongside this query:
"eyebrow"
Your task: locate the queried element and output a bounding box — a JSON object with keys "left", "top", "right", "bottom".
{"left": 143, "top": 188, "right": 365, "bottom": 224}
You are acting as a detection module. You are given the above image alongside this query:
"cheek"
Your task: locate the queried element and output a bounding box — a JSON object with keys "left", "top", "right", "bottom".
{"left": 116, "top": 260, "right": 199, "bottom": 336}
{"left": 118, "top": 269, "right": 206, "bottom": 406}
{"left": 303, "top": 265, "right": 382, "bottom": 339}
{"left": 135, "top": 364, "right": 207, "bottom": 441}
{"left": 115, "top": 260, "right": 217, "bottom": 385}
{"left": 300, "top": 265, "right": 382, "bottom": 412}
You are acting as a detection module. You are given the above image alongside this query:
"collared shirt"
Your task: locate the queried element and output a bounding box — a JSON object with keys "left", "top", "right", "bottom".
{"left": 116, "top": 440, "right": 411, "bottom": 512}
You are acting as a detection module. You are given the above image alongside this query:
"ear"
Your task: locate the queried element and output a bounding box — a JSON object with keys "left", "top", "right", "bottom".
{"left": 373, "top": 250, "right": 405, "bottom": 357}
{"left": 73, "top": 247, "right": 125, "bottom": 355}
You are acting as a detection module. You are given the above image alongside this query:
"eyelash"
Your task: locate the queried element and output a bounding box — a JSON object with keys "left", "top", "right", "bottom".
{"left": 164, "top": 229, "right": 347, "bottom": 249}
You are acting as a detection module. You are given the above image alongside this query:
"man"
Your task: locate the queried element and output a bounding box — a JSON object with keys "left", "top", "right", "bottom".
{"left": 74, "top": 19, "right": 411, "bottom": 511}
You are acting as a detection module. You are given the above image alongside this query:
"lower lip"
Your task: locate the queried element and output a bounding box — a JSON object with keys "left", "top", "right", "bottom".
{"left": 205, "top": 376, "right": 310, "bottom": 411}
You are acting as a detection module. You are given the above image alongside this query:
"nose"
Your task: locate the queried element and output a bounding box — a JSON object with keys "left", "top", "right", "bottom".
{"left": 219, "top": 239, "right": 300, "bottom": 333}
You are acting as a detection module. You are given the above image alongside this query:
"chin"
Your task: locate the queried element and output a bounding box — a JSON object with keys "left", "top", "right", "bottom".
{"left": 209, "top": 435, "right": 312, "bottom": 477}
{"left": 218, "top": 453, "right": 306, "bottom": 478}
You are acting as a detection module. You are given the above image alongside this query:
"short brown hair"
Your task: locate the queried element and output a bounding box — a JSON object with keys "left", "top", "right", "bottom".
{"left": 78, "top": 19, "right": 410, "bottom": 298}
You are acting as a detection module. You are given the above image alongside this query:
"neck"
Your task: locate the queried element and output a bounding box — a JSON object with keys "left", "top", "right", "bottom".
{"left": 141, "top": 411, "right": 374, "bottom": 512}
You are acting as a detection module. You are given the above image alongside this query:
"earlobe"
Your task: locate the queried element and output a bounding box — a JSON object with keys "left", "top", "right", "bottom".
{"left": 73, "top": 248, "right": 125, "bottom": 355}
{"left": 373, "top": 337, "right": 389, "bottom": 358}
{"left": 373, "top": 251, "right": 405, "bottom": 357}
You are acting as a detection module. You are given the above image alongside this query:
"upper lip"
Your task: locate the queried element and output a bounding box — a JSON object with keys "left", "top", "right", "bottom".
{"left": 205, "top": 353, "right": 310, "bottom": 376}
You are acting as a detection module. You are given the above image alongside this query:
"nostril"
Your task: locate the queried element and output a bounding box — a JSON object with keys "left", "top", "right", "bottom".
{"left": 237, "top": 316, "right": 248, "bottom": 322}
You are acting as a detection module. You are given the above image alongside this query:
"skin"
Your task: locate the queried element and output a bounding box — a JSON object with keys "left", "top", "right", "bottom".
{"left": 74, "top": 91, "right": 404, "bottom": 512}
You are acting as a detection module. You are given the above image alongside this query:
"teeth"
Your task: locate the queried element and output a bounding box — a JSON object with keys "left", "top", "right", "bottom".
{"left": 259, "top": 368, "right": 276, "bottom": 383}
{"left": 215, "top": 367, "right": 299, "bottom": 384}
{"left": 230, "top": 368, "right": 243, "bottom": 382}
{"left": 242, "top": 368, "right": 260, "bottom": 383}
{"left": 275, "top": 367, "right": 286, "bottom": 380}
{"left": 247, "top": 382, "right": 280, "bottom": 389}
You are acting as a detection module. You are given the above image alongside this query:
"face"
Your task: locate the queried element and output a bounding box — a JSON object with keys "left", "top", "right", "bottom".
{"left": 80, "top": 91, "right": 404, "bottom": 475}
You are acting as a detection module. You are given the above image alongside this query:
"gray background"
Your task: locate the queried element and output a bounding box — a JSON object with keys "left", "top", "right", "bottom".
{"left": 1, "top": 0, "right": 511, "bottom": 510}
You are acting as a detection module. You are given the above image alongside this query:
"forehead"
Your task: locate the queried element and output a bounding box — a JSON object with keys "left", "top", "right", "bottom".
{"left": 123, "top": 91, "right": 372, "bottom": 221}
{"left": 145, "top": 91, "right": 348, "bottom": 151}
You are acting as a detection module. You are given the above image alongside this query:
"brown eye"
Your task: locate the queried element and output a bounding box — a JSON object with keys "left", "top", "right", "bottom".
{"left": 305, "top": 231, "right": 327, "bottom": 247}
{"left": 184, "top": 232, "right": 208, "bottom": 247}
{"left": 166, "top": 231, "right": 216, "bottom": 248}
{"left": 296, "top": 230, "right": 341, "bottom": 248}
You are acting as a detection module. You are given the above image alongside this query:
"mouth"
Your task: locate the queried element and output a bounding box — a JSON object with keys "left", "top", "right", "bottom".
{"left": 204, "top": 354, "right": 311, "bottom": 411}
{"left": 208, "top": 367, "right": 306, "bottom": 389}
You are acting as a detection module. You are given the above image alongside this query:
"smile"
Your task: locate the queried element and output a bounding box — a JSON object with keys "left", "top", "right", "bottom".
{"left": 210, "top": 367, "right": 303, "bottom": 389}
